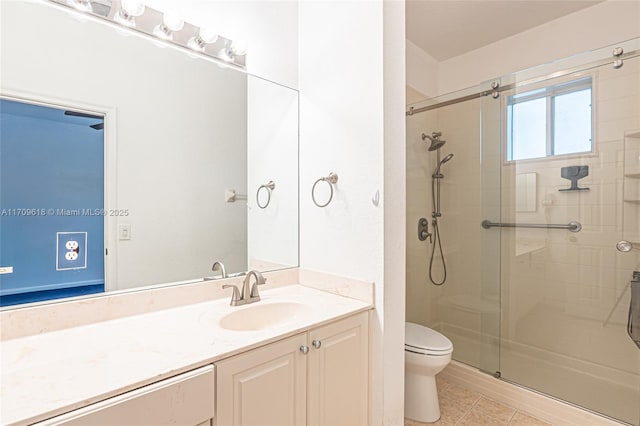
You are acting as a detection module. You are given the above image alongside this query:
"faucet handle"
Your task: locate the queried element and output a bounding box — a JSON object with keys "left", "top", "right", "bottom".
{"left": 222, "top": 284, "right": 241, "bottom": 305}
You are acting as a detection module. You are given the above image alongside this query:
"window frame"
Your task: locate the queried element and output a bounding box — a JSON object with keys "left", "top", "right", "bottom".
{"left": 505, "top": 74, "right": 595, "bottom": 163}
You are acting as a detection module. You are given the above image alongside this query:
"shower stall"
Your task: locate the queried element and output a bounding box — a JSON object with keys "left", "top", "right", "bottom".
{"left": 406, "top": 39, "right": 640, "bottom": 425}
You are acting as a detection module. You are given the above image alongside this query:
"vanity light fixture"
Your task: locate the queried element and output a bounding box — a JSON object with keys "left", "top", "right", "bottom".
{"left": 67, "top": 0, "right": 92, "bottom": 12}
{"left": 48, "top": 0, "right": 247, "bottom": 68}
{"left": 188, "top": 27, "right": 219, "bottom": 52}
{"left": 114, "top": 0, "right": 146, "bottom": 28}
{"left": 153, "top": 13, "right": 184, "bottom": 41}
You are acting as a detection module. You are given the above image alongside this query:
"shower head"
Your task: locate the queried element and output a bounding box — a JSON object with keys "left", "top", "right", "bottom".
{"left": 433, "top": 153, "right": 454, "bottom": 177}
{"left": 421, "top": 132, "right": 446, "bottom": 151}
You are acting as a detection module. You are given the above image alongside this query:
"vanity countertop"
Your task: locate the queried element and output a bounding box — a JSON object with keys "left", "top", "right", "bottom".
{"left": 0, "top": 284, "right": 372, "bottom": 425}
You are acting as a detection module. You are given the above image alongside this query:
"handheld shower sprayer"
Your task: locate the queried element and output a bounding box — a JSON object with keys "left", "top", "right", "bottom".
{"left": 433, "top": 153, "right": 454, "bottom": 178}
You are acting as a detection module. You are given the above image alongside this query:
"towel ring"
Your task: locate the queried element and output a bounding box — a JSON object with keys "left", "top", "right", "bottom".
{"left": 312, "top": 172, "right": 338, "bottom": 208}
{"left": 256, "top": 180, "right": 276, "bottom": 209}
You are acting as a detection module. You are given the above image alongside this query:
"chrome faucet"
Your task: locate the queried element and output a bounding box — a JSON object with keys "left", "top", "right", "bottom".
{"left": 212, "top": 261, "right": 227, "bottom": 278}
{"left": 222, "top": 270, "right": 267, "bottom": 306}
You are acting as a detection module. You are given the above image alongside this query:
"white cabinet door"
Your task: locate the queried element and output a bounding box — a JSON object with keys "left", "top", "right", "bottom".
{"left": 215, "top": 333, "right": 308, "bottom": 426}
{"left": 307, "top": 312, "right": 369, "bottom": 426}
{"left": 36, "top": 365, "right": 215, "bottom": 426}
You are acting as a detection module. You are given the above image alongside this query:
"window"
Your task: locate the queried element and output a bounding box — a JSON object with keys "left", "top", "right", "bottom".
{"left": 507, "top": 77, "right": 593, "bottom": 161}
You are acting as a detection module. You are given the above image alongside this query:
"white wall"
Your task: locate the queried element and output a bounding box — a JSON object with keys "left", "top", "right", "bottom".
{"left": 298, "top": 3, "right": 384, "bottom": 421}
{"left": 144, "top": 0, "right": 299, "bottom": 89}
{"left": 406, "top": 39, "right": 438, "bottom": 101}
{"left": 299, "top": 1, "right": 405, "bottom": 424}
{"left": 382, "top": 1, "right": 407, "bottom": 423}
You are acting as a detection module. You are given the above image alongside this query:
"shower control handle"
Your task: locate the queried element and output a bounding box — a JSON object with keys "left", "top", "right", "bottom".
{"left": 418, "top": 218, "right": 432, "bottom": 242}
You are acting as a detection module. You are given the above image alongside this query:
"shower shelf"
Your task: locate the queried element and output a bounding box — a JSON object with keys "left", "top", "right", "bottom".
{"left": 623, "top": 131, "right": 640, "bottom": 244}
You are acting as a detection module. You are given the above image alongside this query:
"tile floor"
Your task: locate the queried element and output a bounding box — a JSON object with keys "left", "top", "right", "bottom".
{"left": 404, "top": 375, "right": 552, "bottom": 426}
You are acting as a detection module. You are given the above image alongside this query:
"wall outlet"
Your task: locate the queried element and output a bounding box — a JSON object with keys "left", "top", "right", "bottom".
{"left": 65, "top": 251, "right": 79, "bottom": 261}
{"left": 57, "top": 232, "right": 87, "bottom": 270}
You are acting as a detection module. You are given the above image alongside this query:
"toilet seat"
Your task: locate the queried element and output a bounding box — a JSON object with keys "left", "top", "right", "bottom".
{"left": 405, "top": 322, "right": 453, "bottom": 356}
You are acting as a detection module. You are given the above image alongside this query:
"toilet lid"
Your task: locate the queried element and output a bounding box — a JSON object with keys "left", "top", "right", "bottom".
{"left": 405, "top": 322, "right": 453, "bottom": 355}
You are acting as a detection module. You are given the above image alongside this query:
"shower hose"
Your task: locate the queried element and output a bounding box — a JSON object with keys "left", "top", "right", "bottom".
{"left": 429, "top": 172, "right": 447, "bottom": 286}
{"left": 429, "top": 218, "right": 447, "bottom": 286}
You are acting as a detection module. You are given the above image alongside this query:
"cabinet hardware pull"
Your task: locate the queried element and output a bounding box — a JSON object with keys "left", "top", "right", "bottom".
{"left": 312, "top": 340, "right": 322, "bottom": 349}
{"left": 300, "top": 345, "right": 309, "bottom": 354}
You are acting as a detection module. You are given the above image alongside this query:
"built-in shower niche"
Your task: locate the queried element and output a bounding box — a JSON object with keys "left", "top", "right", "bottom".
{"left": 623, "top": 130, "right": 640, "bottom": 243}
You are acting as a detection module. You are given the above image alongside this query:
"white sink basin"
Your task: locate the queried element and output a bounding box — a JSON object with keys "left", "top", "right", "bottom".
{"left": 218, "top": 302, "right": 307, "bottom": 331}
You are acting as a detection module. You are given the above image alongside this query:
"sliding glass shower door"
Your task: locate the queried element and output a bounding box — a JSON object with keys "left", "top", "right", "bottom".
{"left": 406, "top": 87, "right": 502, "bottom": 376}
{"left": 492, "top": 54, "right": 640, "bottom": 425}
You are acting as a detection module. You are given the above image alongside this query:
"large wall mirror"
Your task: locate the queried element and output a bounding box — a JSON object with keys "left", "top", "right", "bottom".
{"left": 0, "top": 0, "right": 299, "bottom": 308}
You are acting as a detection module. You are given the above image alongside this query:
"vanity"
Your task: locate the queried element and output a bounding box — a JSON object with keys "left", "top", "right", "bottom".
{"left": 1, "top": 272, "right": 373, "bottom": 425}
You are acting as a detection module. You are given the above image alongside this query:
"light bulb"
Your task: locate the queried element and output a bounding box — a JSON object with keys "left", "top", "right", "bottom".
{"left": 199, "top": 27, "right": 218, "bottom": 44}
{"left": 163, "top": 13, "right": 184, "bottom": 32}
{"left": 219, "top": 40, "right": 247, "bottom": 63}
{"left": 153, "top": 12, "right": 184, "bottom": 40}
{"left": 115, "top": 0, "right": 145, "bottom": 27}
{"left": 121, "top": 0, "right": 145, "bottom": 16}
{"left": 67, "top": 0, "right": 92, "bottom": 12}
{"left": 188, "top": 27, "right": 218, "bottom": 51}
{"left": 230, "top": 40, "right": 247, "bottom": 56}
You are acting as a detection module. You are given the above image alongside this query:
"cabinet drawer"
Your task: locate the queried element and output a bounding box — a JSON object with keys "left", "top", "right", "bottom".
{"left": 36, "top": 365, "right": 215, "bottom": 426}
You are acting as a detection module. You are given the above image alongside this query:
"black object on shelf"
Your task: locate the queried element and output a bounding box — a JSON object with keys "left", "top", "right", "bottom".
{"left": 559, "top": 166, "right": 590, "bottom": 191}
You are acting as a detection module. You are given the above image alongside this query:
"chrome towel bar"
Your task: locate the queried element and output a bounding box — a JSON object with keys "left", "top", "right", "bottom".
{"left": 481, "top": 220, "right": 582, "bottom": 233}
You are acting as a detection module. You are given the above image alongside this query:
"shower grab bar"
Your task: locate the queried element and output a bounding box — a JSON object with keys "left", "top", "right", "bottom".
{"left": 481, "top": 220, "right": 582, "bottom": 233}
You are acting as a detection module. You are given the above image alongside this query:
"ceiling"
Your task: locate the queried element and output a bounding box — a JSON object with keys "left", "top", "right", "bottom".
{"left": 406, "top": 1, "right": 604, "bottom": 61}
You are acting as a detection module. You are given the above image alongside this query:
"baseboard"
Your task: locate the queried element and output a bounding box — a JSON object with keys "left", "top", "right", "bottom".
{"left": 439, "top": 361, "right": 627, "bottom": 426}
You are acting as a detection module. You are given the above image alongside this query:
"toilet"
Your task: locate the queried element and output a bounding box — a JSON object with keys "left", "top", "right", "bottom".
{"left": 405, "top": 322, "right": 454, "bottom": 423}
